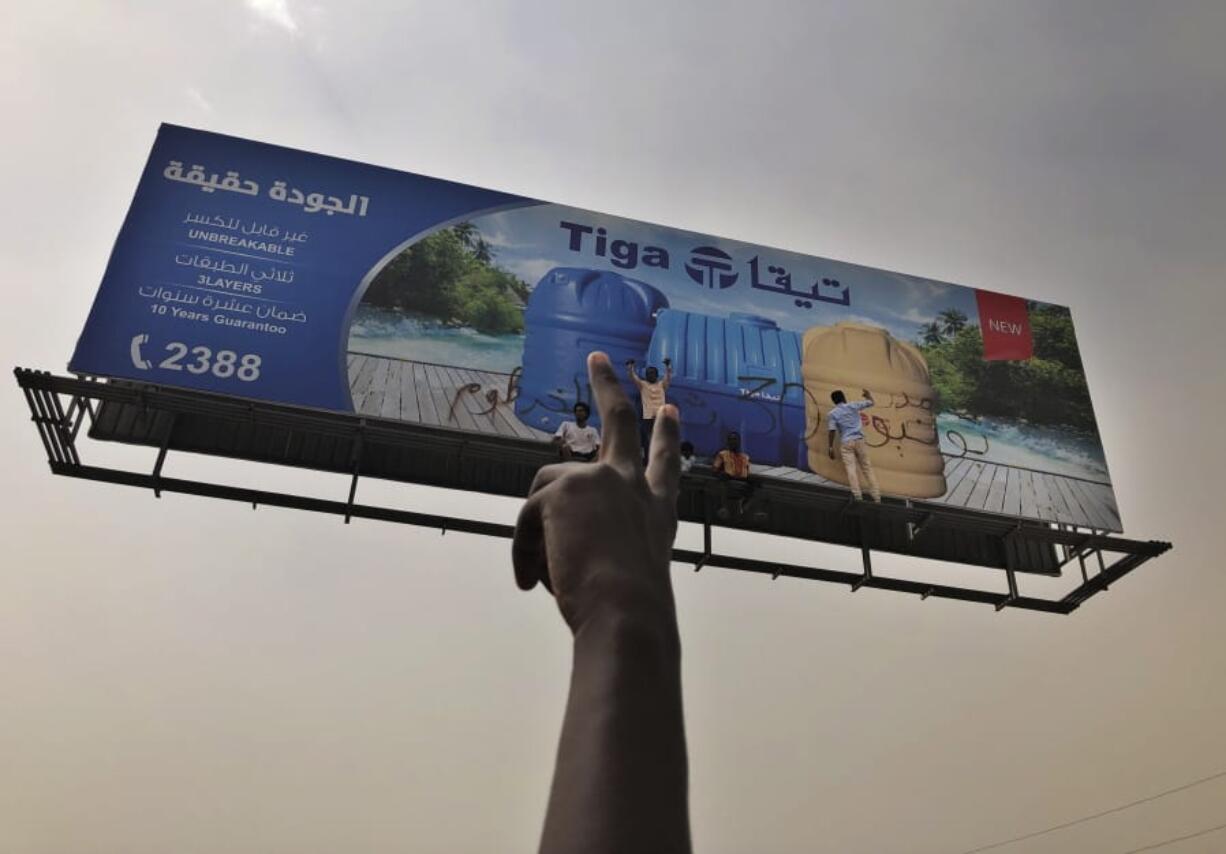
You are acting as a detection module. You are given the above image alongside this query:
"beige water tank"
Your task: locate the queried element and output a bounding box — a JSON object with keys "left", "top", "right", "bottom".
{"left": 802, "top": 322, "right": 946, "bottom": 498}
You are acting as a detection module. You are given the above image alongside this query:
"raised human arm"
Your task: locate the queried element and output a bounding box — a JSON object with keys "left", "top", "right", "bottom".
{"left": 513, "top": 352, "right": 690, "bottom": 854}
{"left": 625, "top": 358, "right": 642, "bottom": 386}
{"left": 662, "top": 357, "right": 673, "bottom": 390}
{"left": 860, "top": 388, "right": 874, "bottom": 406}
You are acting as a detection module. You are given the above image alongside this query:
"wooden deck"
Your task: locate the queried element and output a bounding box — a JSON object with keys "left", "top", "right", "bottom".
{"left": 753, "top": 455, "right": 1121, "bottom": 532}
{"left": 348, "top": 352, "right": 1122, "bottom": 532}
{"left": 347, "top": 352, "right": 551, "bottom": 442}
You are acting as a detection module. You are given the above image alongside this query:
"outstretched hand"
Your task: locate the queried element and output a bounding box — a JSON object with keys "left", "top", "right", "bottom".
{"left": 513, "top": 352, "right": 681, "bottom": 633}
{"left": 514, "top": 351, "right": 692, "bottom": 854}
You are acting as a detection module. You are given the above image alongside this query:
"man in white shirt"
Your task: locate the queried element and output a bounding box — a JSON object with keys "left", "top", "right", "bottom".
{"left": 627, "top": 357, "right": 672, "bottom": 462}
{"left": 679, "top": 441, "right": 695, "bottom": 474}
{"left": 553, "top": 401, "right": 601, "bottom": 461}
{"left": 826, "top": 388, "right": 881, "bottom": 502}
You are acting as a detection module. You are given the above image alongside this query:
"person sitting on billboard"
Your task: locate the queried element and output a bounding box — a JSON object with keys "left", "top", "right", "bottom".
{"left": 712, "top": 431, "right": 766, "bottom": 522}
{"left": 679, "top": 441, "right": 696, "bottom": 474}
{"left": 513, "top": 352, "right": 691, "bottom": 854}
{"left": 552, "top": 401, "right": 601, "bottom": 461}
{"left": 713, "top": 431, "right": 750, "bottom": 481}
{"left": 827, "top": 388, "right": 882, "bottom": 502}
{"left": 626, "top": 357, "right": 672, "bottom": 462}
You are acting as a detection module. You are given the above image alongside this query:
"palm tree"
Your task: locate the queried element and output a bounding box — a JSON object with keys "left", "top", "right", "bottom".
{"left": 938, "top": 308, "right": 968, "bottom": 337}
{"left": 451, "top": 222, "right": 494, "bottom": 262}
{"left": 921, "top": 321, "right": 944, "bottom": 346}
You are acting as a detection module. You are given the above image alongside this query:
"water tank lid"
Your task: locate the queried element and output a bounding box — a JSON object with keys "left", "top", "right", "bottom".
{"left": 728, "top": 312, "right": 778, "bottom": 328}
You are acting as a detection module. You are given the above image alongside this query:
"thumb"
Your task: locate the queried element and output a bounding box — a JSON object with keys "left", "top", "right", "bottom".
{"left": 511, "top": 490, "right": 552, "bottom": 593}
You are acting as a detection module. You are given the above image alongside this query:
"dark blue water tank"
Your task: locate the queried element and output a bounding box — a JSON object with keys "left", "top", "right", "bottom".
{"left": 645, "top": 310, "right": 807, "bottom": 469}
{"left": 516, "top": 268, "right": 669, "bottom": 433}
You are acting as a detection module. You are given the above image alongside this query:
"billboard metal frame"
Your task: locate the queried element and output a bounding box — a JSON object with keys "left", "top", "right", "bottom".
{"left": 15, "top": 368, "right": 1170, "bottom": 615}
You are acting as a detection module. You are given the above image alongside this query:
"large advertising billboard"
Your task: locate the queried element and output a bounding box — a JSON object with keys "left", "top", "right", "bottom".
{"left": 71, "top": 125, "right": 1121, "bottom": 532}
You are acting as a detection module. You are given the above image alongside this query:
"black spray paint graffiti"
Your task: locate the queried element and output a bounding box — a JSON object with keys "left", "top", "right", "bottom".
{"left": 444, "top": 368, "right": 988, "bottom": 460}
{"left": 447, "top": 366, "right": 523, "bottom": 423}
{"left": 493, "top": 371, "right": 721, "bottom": 429}
{"left": 737, "top": 375, "right": 988, "bottom": 457}
{"left": 944, "top": 428, "right": 989, "bottom": 459}
{"left": 511, "top": 371, "right": 588, "bottom": 422}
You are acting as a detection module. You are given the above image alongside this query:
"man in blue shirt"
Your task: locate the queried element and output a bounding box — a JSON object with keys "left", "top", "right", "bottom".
{"left": 826, "top": 388, "right": 881, "bottom": 502}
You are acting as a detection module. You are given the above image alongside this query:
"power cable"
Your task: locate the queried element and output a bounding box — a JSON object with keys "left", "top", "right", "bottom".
{"left": 1119, "top": 820, "right": 1226, "bottom": 853}
{"left": 957, "top": 769, "right": 1226, "bottom": 853}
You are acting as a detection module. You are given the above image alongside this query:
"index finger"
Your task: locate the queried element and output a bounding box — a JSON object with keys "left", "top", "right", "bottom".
{"left": 587, "top": 351, "right": 639, "bottom": 467}
{"left": 646, "top": 404, "right": 681, "bottom": 500}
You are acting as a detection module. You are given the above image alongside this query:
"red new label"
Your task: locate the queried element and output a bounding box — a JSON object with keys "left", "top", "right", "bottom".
{"left": 975, "top": 289, "right": 1033, "bottom": 361}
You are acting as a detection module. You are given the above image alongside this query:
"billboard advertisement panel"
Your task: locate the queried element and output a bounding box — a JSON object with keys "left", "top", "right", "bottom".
{"left": 71, "top": 125, "right": 1121, "bottom": 531}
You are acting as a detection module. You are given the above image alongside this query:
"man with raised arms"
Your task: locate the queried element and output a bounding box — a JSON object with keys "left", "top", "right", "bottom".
{"left": 626, "top": 357, "right": 673, "bottom": 463}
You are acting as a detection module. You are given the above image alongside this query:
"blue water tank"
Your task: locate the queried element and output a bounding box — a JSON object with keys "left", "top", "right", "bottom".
{"left": 646, "top": 310, "right": 807, "bottom": 469}
{"left": 516, "top": 268, "right": 669, "bottom": 433}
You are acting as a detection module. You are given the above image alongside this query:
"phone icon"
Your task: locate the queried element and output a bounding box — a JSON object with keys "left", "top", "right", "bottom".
{"left": 130, "top": 333, "right": 152, "bottom": 370}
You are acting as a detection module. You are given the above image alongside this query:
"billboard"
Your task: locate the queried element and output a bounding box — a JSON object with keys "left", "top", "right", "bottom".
{"left": 71, "top": 125, "right": 1121, "bottom": 532}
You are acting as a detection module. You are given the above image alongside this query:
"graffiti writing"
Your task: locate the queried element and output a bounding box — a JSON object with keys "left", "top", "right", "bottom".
{"left": 881, "top": 391, "right": 934, "bottom": 412}
{"left": 736, "top": 375, "right": 948, "bottom": 447}
{"left": 506, "top": 371, "right": 963, "bottom": 458}
{"left": 864, "top": 414, "right": 939, "bottom": 448}
{"left": 448, "top": 366, "right": 523, "bottom": 423}
{"left": 945, "top": 429, "right": 990, "bottom": 459}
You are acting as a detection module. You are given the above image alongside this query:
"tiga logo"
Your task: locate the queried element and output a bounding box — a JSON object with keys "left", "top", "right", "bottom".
{"left": 560, "top": 221, "right": 669, "bottom": 270}
{"left": 559, "top": 221, "right": 739, "bottom": 289}
{"left": 684, "top": 246, "right": 737, "bottom": 289}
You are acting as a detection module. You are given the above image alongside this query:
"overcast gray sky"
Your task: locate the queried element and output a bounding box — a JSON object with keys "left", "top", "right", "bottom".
{"left": 3, "top": 2, "right": 1225, "bottom": 852}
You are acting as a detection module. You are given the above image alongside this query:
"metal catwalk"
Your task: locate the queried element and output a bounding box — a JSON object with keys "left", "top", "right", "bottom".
{"left": 15, "top": 368, "right": 1171, "bottom": 615}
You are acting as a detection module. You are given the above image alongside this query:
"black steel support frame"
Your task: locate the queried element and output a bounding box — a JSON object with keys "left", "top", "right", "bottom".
{"left": 14, "top": 368, "right": 1171, "bottom": 615}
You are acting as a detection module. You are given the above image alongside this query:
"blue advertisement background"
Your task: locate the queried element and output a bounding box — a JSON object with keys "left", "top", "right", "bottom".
{"left": 70, "top": 124, "right": 530, "bottom": 409}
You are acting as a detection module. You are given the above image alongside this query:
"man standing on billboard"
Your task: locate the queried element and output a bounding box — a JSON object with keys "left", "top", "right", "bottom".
{"left": 626, "top": 357, "right": 673, "bottom": 461}
{"left": 827, "top": 389, "right": 881, "bottom": 502}
{"left": 552, "top": 401, "right": 601, "bottom": 461}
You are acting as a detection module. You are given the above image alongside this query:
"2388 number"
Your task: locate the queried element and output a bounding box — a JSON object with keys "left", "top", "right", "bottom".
{"left": 157, "top": 342, "right": 261, "bottom": 381}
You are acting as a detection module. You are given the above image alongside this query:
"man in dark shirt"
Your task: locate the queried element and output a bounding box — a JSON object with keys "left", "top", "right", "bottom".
{"left": 712, "top": 432, "right": 764, "bottom": 522}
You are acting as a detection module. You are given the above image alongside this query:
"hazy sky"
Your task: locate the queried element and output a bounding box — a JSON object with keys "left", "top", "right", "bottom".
{"left": 3, "top": 2, "right": 1225, "bottom": 853}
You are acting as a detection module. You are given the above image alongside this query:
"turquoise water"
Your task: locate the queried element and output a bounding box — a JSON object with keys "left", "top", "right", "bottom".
{"left": 937, "top": 414, "right": 1110, "bottom": 483}
{"left": 347, "top": 305, "right": 524, "bottom": 374}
